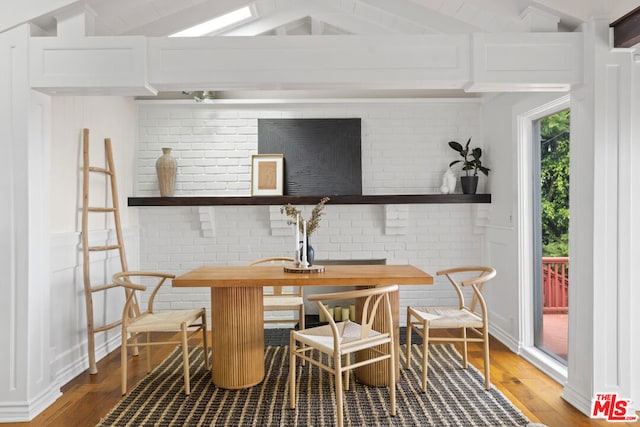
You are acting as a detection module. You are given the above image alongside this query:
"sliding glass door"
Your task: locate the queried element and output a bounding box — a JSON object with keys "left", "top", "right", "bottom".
{"left": 532, "top": 108, "right": 570, "bottom": 363}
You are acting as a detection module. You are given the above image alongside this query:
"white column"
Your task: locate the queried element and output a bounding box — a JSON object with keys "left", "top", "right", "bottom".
{"left": 563, "top": 18, "right": 640, "bottom": 415}
{"left": 630, "top": 49, "right": 640, "bottom": 413}
{"left": 0, "top": 25, "right": 59, "bottom": 422}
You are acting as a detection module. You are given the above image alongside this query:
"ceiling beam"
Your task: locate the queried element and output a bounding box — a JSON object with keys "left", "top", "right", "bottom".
{"left": 311, "top": 17, "right": 324, "bottom": 35}
{"left": 113, "top": 0, "right": 254, "bottom": 36}
{"left": 359, "top": 0, "right": 483, "bottom": 33}
{"left": 222, "top": 8, "right": 309, "bottom": 36}
{"left": 222, "top": 2, "right": 392, "bottom": 36}
{"left": 0, "top": 0, "right": 79, "bottom": 33}
{"left": 611, "top": 6, "right": 640, "bottom": 48}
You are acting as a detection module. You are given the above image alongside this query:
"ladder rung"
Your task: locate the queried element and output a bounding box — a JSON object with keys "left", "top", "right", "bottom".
{"left": 89, "top": 245, "right": 121, "bottom": 251}
{"left": 88, "top": 166, "right": 113, "bottom": 175}
{"left": 91, "top": 283, "right": 119, "bottom": 292}
{"left": 88, "top": 207, "right": 116, "bottom": 213}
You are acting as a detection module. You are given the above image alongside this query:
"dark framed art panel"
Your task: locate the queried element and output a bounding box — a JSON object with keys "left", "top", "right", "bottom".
{"left": 258, "top": 118, "right": 362, "bottom": 196}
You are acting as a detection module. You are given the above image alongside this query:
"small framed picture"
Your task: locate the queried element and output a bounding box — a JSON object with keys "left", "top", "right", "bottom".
{"left": 251, "top": 154, "right": 284, "bottom": 196}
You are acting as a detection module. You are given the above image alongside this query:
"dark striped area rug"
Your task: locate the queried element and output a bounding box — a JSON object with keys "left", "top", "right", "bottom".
{"left": 97, "top": 344, "right": 533, "bottom": 426}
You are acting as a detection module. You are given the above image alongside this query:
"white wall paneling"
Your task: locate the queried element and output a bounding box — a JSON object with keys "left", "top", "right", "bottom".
{"left": 629, "top": 50, "right": 640, "bottom": 410}
{"left": 561, "top": 18, "right": 640, "bottom": 415}
{"left": 0, "top": 24, "right": 60, "bottom": 422}
{"left": 46, "top": 94, "right": 141, "bottom": 396}
{"left": 606, "top": 50, "right": 634, "bottom": 411}
{"left": 49, "top": 96, "right": 140, "bottom": 232}
{"left": 560, "top": 19, "right": 603, "bottom": 415}
{"left": 468, "top": 32, "right": 583, "bottom": 92}
{"left": 29, "top": 36, "right": 156, "bottom": 96}
{"left": 49, "top": 227, "right": 139, "bottom": 386}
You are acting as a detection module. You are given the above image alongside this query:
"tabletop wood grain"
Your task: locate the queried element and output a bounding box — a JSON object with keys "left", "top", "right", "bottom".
{"left": 173, "top": 264, "right": 433, "bottom": 287}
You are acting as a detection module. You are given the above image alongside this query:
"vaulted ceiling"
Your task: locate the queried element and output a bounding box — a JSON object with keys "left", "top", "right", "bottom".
{"left": 29, "top": 0, "right": 638, "bottom": 38}
{"left": 14, "top": 0, "right": 638, "bottom": 99}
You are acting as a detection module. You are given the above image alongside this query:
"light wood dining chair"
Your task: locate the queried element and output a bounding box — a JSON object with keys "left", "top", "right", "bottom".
{"left": 406, "top": 266, "right": 496, "bottom": 391}
{"left": 248, "top": 257, "right": 305, "bottom": 330}
{"left": 113, "top": 271, "right": 209, "bottom": 395}
{"left": 289, "top": 285, "right": 398, "bottom": 427}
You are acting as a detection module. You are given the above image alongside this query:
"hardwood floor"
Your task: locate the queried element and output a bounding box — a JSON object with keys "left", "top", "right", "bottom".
{"left": 465, "top": 337, "right": 638, "bottom": 427}
{"left": 4, "top": 332, "right": 637, "bottom": 427}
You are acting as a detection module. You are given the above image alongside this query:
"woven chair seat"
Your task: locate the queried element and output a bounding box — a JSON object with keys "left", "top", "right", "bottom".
{"left": 264, "top": 295, "right": 304, "bottom": 308}
{"left": 409, "top": 306, "right": 483, "bottom": 328}
{"left": 127, "top": 309, "right": 205, "bottom": 333}
{"left": 293, "top": 320, "right": 389, "bottom": 354}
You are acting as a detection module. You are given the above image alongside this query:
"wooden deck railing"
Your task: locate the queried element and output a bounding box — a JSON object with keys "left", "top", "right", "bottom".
{"left": 542, "top": 257, "right": 569, "bottom": 313}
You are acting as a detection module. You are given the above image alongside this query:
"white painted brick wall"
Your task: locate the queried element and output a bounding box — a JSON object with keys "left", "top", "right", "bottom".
{"left": 136, "top": 102, "right": 483, "bottom": 196}
{"left": 135, "top": 101, "right": 486, "bottom": 325}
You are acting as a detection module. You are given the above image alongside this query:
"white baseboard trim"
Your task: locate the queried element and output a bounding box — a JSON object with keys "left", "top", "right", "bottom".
{"left": 0, "top": 385, "right": 61, "bottom": 423}
{"left": 562, "top": 383, "right": 593, "bottom": 417}
{"left": 52, "top": 333, "right": 122, "bottom": 388}
{"left": 519, "top": 346, "right": 567, "bottom": 385}
{"left": 488, "top": 323, "right": 520, "bottom": 353}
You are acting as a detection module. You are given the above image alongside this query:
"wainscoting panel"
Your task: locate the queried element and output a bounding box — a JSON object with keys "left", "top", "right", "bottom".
{"left": 49, "top": 227, "right": 139, "bottom": 387}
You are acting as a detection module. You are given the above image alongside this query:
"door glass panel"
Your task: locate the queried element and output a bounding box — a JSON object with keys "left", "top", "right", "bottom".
{"left": 533, "top": 109, "right": 570, "bottom": 363}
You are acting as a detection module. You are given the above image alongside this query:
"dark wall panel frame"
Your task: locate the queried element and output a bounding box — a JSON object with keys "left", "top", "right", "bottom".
{"left": 258, "top": 118, "right": 362, "bottom": 196}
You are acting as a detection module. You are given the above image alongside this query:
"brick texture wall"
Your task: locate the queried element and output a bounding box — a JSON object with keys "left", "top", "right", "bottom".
{"left": 135, "top": 101, "right": 488, "bottom": 324}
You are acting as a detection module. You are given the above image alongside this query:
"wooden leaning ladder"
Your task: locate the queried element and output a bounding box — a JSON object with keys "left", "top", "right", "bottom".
{"left": 82, "top": 128, "right": 139, "bottom": 374}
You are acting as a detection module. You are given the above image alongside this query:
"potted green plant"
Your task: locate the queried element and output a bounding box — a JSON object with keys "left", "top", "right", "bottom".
{"left": 448, "top": 138, "right": 490, "bottom": 194}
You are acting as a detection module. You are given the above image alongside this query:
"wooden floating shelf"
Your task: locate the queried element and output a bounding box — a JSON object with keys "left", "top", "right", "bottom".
{"left": 128, "top": 194, "right": 491, "bottom": 206}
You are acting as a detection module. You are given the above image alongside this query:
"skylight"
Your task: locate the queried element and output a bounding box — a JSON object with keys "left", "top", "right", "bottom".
{"left": 169, "top": 6, "right": 252, "bottom": 37}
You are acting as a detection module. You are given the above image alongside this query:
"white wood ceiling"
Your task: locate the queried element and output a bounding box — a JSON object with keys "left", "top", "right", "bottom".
{"left": 27, "top": 0, "right": 638, "bottom": 38}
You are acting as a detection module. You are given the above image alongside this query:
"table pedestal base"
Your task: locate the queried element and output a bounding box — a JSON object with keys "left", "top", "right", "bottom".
{"left": 354, "top": 287, "right": 400, "bottom": 386}
{"left": 211, "top": 287, "right": 264, "bottom": 389}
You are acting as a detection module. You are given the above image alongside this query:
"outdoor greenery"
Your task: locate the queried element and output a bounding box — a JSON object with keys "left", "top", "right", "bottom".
{"left": 540, "top": 109, "right": 570, "bottom": 257}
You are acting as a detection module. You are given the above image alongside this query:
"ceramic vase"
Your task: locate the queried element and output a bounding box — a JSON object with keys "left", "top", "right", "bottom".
{"left": 156, "top": 148, "right": 177, "bottom": 197}
{"left": 300, "top": 239, "right": 315, "bottom": 266}
{"left": 445, "top": 168, "right": 456, "bottom": 193}
{"left": 441, "top": 168, "right": 457, "bottom": 194}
